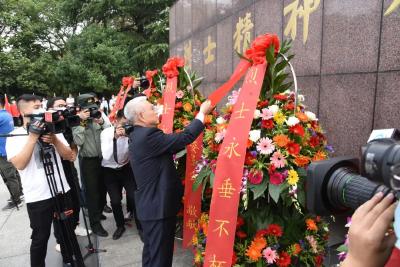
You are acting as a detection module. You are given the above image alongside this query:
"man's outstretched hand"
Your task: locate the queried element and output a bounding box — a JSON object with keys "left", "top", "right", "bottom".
{"left": 200, "top": 100, "right": 213, "bottom": 115}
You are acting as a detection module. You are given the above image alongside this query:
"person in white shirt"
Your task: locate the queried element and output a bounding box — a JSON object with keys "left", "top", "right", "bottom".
{"left": 6, "top": 94, "right": 75, "bottom": 266}
{"left": 66, "top": 94, "right": 75, "bottom": 107}
{"left": 109, "top": 94, "right": 116, "bottom": 112}
{"left": 100, "top": 110, "right": 142, "bottom": 240}
{"left": 100, "top": 97, "right": 109, "bottom": 115}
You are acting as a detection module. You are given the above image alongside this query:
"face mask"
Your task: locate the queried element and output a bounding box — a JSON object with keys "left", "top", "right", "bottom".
{"left": 54, "top": 107, "right": 66, "bottom": 112}
{"left": 31, "top": 108, "right": 46, "bottom": 115}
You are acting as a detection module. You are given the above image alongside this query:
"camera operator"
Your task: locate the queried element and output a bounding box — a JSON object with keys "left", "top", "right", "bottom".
{"left": 0, "top": 94, "right": 23, "bottom": 210}
{"left": 6, "top": 94, "right": 74, "bottom": 267}
{"left": 100, "top": 110, "right": 142, "bottom": 240}
{"left": 341, "top": 192, "right": 398, "bottom": 267}
{"left": 47, "top": 97, "right": 92, "bottom": 251}
{"left": 73, "top": 94, "right": 110, "bottom": 237}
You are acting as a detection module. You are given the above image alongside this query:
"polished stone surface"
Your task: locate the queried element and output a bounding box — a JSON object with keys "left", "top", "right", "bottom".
{"left": 374, "top": 71, "right": 400, "bottom": 130}
{"left": 192, "top": 34, "right": 204, "bottom": 76}
{"left": 297, "top": 76, "right": 320, "bottom": 114}
{"left": 182, "top": 0, "right": 192, "bottom": 37}
{"left": 169, "top": 5, "right": 176, "bottom": 44}
{"left": 202, "top": 26, "right": 218, "bottom": 82}
{"left": 319, "top": 73, "right": 376, "bottom": 156}
{"left": 191, "top": 0, "right": 205, "bottom": 33}
{"left": 217, "top": 16, "right": 234, "bottom": 81}
{"left": 321, "top": 0, "right": 382, "bottom": 74}
{"left": 255, "top": 0, "right": 283, "bottom": 39}
{"left": 379, "top": 0, "right": 400, "bottom": 71}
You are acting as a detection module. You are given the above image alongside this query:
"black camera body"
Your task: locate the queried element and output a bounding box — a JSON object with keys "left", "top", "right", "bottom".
{"left": 28, "top": 111, "right": 67, "bottom": 135}
{"left": 307, "top": 130, "right": 400, "bottom": 216}
{"left": 122, "top": 124, "right": 134, "bottom": 136}
{"left": 61, "top": 107, "right": 81, "bottom": 128}
{"left": 137, "top": 76, "right": 150, "bottom": 89}
{"left": 88, "top": 107, "right": 102, "bottom": 119}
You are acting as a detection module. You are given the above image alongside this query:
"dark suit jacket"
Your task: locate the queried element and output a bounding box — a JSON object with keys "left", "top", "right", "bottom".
{"left": 129, "top": 119, "right": 204, "bottom": 221}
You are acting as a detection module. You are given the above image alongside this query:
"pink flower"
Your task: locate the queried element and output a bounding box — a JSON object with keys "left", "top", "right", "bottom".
{"left": 248, "top": 169, "right": 263, "bottom": 185}
{"left": 263, "top": 247, "right": 278, "bottom": 264}
{"left": 271, "top": 151, "right": 286, "bottom": 168}
{"left": 176, "top": 90, "right": 184, "bottom": 99}
{"left": 228, "top": 89, "right": 240, "bottom": 105}
{"left": 270, "top": 172, "right": 284, "bottom": 185}
{"left": 260, "top": 108, "right": 274, "bottom": 120}
{"left": 256, "top": 137, "right": 275, "bottom": 155}
{"left": 214, "top": 129, "right": 226, "bottom": 143}
{"left": 306, "top": 235, "right": 318, "bottom": 253}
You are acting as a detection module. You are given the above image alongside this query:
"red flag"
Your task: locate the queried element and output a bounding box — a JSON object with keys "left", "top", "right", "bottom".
{"left": 4, "top": 94, "right": 12, "bottom": 114}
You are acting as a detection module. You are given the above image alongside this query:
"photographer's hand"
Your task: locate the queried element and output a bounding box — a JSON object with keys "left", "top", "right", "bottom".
{"left": 114, "top": 127, "right": 126, "bottom": 139}
{"left": 78, "top": 109, "right": 90, "bottom": 121}
{"left": 94, "top": 117, "right": 104, "bottom": 125}
{"left": 342, "top": 192, "right": 397, "bottom": 267}
{"left": 41, "top": 134, "right": 55, "bottom": 144}
{"left": 51, "top": 134, "right": 73, "bottom": 160}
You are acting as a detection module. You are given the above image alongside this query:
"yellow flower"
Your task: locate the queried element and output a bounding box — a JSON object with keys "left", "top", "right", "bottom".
{"left": 194, "top": 251, "right": 202, "bottom": 263}
{"left": 274, "top": 111, "right": 286, "bottom": 125}
{"left": 192, "top": 235, "right": 198, "bottom": 246}
{"left": 287, "top": 169, "right": 299, "bottom": 185}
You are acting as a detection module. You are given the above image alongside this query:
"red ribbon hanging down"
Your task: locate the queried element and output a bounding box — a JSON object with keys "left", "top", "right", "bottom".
{"left": 182, "top": 133, "right": 204, "bottom": 248}
{"left": 159, "top": 57, "right": 184, "bottom": 133}
{"left": 109, "top": 76, "right": 134, "bottom": 122}
{"left": 4, "top": 94, "right": 12, "bottom": 115}
{"left": 143, "top": 69, "right": 158, "bottom": 98}
{"left": 203, "top": 34, "right": 280, "bottom": 267}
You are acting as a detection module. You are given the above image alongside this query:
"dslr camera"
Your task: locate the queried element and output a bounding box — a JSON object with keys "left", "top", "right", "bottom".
{"left": 307, "top": 129, "right": 400, "bottom": 215}
{"left": 122, "top": 124, "right": 134, "bottom": 136}
{"left": 28, "top": 109, "right": 81, "bottom": 135}
{"left": 136, "top": 76, "right": 150, "bottom": 89}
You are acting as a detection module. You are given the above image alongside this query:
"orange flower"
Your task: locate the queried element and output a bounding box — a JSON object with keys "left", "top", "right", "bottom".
{"left": 245, "top": 243, "right": 262, "bottom": 261}
{"left": 182, "top": 119, "right": 190, "bottom": 126}
{"left": 273, "top": 134, "right": 290, "bottom": 147}
{"left": 293, "top": 243, "right": 302, "bottom": 255}
{"left": 313, "top": 151, "right": 327, "bottom": 161}
{"left": 183, "top": 102, "right": 192, "bottom": 112}
{"left": 201, "top": 222, "right": 208, "bottom": 235}
{"left": 247, "top": 139, "right": 253, "bottom": 148}
{"left": 205, "top": 115, "right": 213, "bottom": 124}
{"left": 296, "top": 112, "right": 308, "bottom": 122}
{"left": 252, "top": 237, "right": 267, "bottom": 250}
{"left": 294, "top": 155, "right": 310, "bottom": 167}
{"left": 306, "top": 219, "right": 318, "bottom": 231}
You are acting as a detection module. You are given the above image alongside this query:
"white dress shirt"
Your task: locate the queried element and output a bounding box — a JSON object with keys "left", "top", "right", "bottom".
{"left": 100, "top": 126, "right": 129, "bottom": 169}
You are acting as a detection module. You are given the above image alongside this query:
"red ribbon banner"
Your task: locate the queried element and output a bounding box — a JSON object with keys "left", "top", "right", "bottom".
{"left": 207, "top": 59, "right": 251, "bottom": 107}
{"left": 109, "top": 76, "right": 133, "bottom": 122}
{"left": 183, "top": 133, "right": 204, "bottom": 248}
{"left": 204, "top": 63, "right": 267, "bottom": 266}
{"left": 159, "top": 77, "right": 177, "bottom": 133}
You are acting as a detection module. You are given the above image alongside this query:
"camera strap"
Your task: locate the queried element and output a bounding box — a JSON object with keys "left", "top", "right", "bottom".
{"left": 113, "top": 138, "right": 119, "bottom": 165}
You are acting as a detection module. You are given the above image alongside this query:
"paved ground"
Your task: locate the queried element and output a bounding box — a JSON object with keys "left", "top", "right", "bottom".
{"left": 0, "top": 180, "right": 193, "bottom": 267}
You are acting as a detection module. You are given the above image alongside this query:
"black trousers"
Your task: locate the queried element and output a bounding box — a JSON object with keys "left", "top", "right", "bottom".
{"left": 27, "top": 194, "right": 75, "bottom": 266}
{"left": 140, "top": 216, "right": 176, "bottom": 267}
{"left": 103, "top": 164, "right": 142, "bottom": 231}
{"left": 81, "top": 157, "right": 106, "bottom": 229}
{"left": 0, "top": 156, "right": 23, "bottom": 202}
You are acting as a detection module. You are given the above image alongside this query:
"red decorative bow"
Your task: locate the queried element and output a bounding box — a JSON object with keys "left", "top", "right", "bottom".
{"left": 162, "top": 57, "right": 185, "bottom": 78}
{"left": 245, "top": 34, "right": 280, "bottom": 65}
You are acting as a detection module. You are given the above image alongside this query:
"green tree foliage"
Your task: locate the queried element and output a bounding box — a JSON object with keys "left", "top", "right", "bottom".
{"left": 0, "top": 0, "right": 174, "bottom": 96}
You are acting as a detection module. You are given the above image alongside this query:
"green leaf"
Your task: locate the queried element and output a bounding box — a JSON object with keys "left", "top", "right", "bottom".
{"left": 235, "top": 50, "right": 252, "bottom": 63}
{"left": 174, "top": 149, "right": 187, "bottom": 159}
{"left": 249, "top": 177, "right": 269, "bottom": 199}
{"left": 297, "top": 167, "right": 307, "bottom": 178}
{"left": 209, "top": 172, "right": 215, "bottom": 188}
{"left": 278, "top": 81, "right": 293, "bottom": 92}
{"left": 337, "top": 244, "right": 348, "bottom": 253}
{"left": 192, "top": 166, "right": 210, "bottom": 191}
{"left": 275, "top": 59, "right": 288, "bottom": 74}
{"left": 269, "top": 183, "right": 283, "bottom": 203}
{"left": 266, "top": 45, "right": 276, "bottom": 65}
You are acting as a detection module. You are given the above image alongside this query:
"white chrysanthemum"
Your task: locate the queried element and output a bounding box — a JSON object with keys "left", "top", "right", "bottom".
{"left": 216, "top": 117, "right": 226, "bottom": 125}
{"left": 268, "top": 105, "right": 279, "bottom": 115}
{"left": 249, "top": 130, "right": 261, "bottom": 142}
{"left": 286, "top": 116, "right": 300, "bottom": 126}
{"left": 305, "top": 111, "right": 317, "bottom": 121}
{"left": 254, "top": 109, "right": 261, "bottom": 119}
{"left": 298, "top": 94, "right": 305, "bottom": 102}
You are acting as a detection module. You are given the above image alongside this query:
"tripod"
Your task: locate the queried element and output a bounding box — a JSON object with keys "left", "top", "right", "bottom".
{"left": 39, "top": 142, "right": 85, "bottom": 267}
{"left": 66, "top": 160, "right": 107, "bottom": 261}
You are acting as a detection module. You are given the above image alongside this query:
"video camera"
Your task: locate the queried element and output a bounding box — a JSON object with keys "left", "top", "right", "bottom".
{"left": 27, "top": 109, "right": 81, "bottom": 135}
{"left": 87, "top": 106, "right": 102, "bottom": 119}
{"left": 136, "top": 76, "right": 150, "bottom": 89}
{"left": 307, "top": 129, "right": 400, "bottom": 216}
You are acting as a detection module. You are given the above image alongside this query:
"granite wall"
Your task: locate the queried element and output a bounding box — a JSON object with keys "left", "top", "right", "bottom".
{"left": 169, "top": 0, "right": 400, "bottom": 157}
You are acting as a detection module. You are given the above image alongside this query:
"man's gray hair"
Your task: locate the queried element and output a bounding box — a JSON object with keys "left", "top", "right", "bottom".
{"left": 124, "top": 96, "right": 147, "bottom": 124}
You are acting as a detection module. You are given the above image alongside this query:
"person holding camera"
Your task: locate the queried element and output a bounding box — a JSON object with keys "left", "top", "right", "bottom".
{"left": 47, "top": 97, "right": 92, "bottom": 250}
{"left": 341, "top": 192, "right": 398, "bottom": 267}
{"left": 100, "top": 110, "right": 142, "bottom": 240}
{"left": 6, "top": 94, "right": 74, "bottom": 267}
{"left": 73, "top": 94, "right": 111, "bottom": 237}
{"left": 0, "top": 94, "right": 23, "bottom": 210}
{"left": 124, "top": 96, "right": 213, "bottom": 267}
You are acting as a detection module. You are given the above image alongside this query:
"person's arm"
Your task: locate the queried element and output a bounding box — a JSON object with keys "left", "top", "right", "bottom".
{"left": 72, "top": 126, "right": 86, "bottom": 146}
{"left": 53, "top": 135, "right": 72, "bottom": 160}
{"left": 341, "top": 192, "right": 397, "bottom": 267}
{"left": 8, "top": 134, "right": 39, "bottom": 170}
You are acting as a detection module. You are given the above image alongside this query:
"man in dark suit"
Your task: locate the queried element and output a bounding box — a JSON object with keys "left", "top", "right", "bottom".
{"left": 125, "top": 96, "right": 212, "bottom": 267}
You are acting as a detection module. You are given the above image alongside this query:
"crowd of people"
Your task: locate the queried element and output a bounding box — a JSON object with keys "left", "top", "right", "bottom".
{"left": 0, "top": 88, "right": 398, "bottom": 267}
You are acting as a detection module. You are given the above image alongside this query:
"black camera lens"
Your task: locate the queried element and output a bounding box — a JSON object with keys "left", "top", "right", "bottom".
{"left": 140, "top": 78, "right": 150, "bottom": 89}
{"left": 89, "top": 107, "right": 102, "bottom": 119}
{"left": 361, "top": 138, "right": 400, "bottom": 188}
